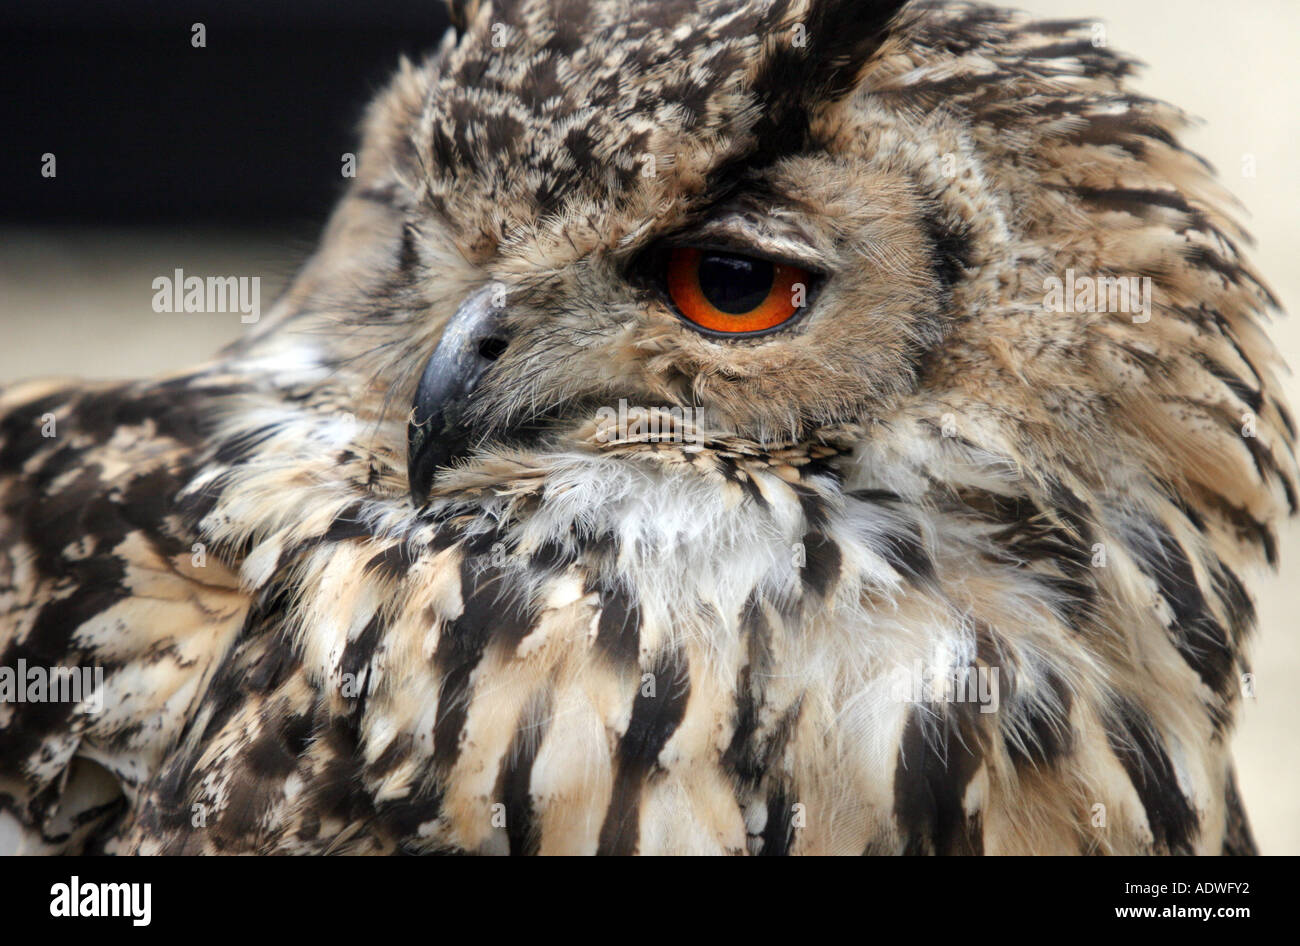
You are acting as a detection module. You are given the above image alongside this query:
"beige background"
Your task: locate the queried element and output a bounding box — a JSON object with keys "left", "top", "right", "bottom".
{"left": 1, "top": 1, "right": 1296, "bottom": 852}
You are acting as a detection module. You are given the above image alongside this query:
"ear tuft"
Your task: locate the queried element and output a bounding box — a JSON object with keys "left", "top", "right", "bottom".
{"left": 799, "top": 0, "right": 912, "bottom": 100}
{"left": 773, "top": 0, "right": 912, "bottom": 104}
{"left": 445, "top": 0, "right": 489, "bottom": 38}
{"left": 742, "top": 0, "right": 910, "bottom": 168}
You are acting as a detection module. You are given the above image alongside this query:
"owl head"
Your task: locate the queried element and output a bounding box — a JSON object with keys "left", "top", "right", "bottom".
{"left": 247, "top": 0, "right": 1293, "bottom": 578}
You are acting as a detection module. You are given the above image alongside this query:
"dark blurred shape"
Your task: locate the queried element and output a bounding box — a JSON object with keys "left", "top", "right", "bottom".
{"left": 1, "top": 1, "right": 449, "bottom": 225}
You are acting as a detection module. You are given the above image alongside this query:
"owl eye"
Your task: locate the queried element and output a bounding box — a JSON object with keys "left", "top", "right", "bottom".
{"left": 665, "top": 247, "right": 811, "bottom": 336}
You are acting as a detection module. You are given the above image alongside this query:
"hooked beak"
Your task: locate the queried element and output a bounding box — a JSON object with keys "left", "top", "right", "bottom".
{"left": 407, "top": 285, "right": 510, "bottom": 505}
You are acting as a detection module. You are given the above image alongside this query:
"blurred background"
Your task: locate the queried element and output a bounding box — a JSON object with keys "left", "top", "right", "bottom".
{"left": 0, "top": 1, "right": 1296, "bottom": 852}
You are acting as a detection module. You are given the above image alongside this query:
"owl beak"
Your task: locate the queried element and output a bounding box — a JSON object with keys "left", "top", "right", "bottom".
{"left": 407, "top": 285, "right": 510, "bottom": 506}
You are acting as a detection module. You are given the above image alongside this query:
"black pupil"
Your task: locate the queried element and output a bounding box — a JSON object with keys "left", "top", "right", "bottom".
{"left": 696, "top": 253, "right": 774, "bottom": 314}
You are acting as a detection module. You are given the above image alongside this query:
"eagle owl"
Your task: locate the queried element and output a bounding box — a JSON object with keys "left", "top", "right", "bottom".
{"left": 0, "top": 0, "right": 1292, "bottom": 856}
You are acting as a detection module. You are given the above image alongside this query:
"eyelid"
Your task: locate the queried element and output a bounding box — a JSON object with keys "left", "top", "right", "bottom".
{"left": 656, "top": 236, "right": 827, "bottom": 278}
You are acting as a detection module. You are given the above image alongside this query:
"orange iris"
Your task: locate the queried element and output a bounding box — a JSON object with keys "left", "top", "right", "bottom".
{"left": 665, "top": 247, "right": 810, "bottom": 335}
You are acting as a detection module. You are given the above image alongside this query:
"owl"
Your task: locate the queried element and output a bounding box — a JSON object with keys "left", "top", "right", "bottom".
{"left": 0, "top": 0, "right": 1292, "bottom": 856}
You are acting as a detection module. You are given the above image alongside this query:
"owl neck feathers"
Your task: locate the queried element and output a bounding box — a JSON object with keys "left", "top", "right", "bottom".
{"left": 176, "top": 366, "right": 1256, "bottom": 853}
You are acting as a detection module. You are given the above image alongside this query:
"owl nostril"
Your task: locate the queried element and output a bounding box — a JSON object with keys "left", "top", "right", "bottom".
{"left": 478, "top": 337, "right": 509, "bottom": 361}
